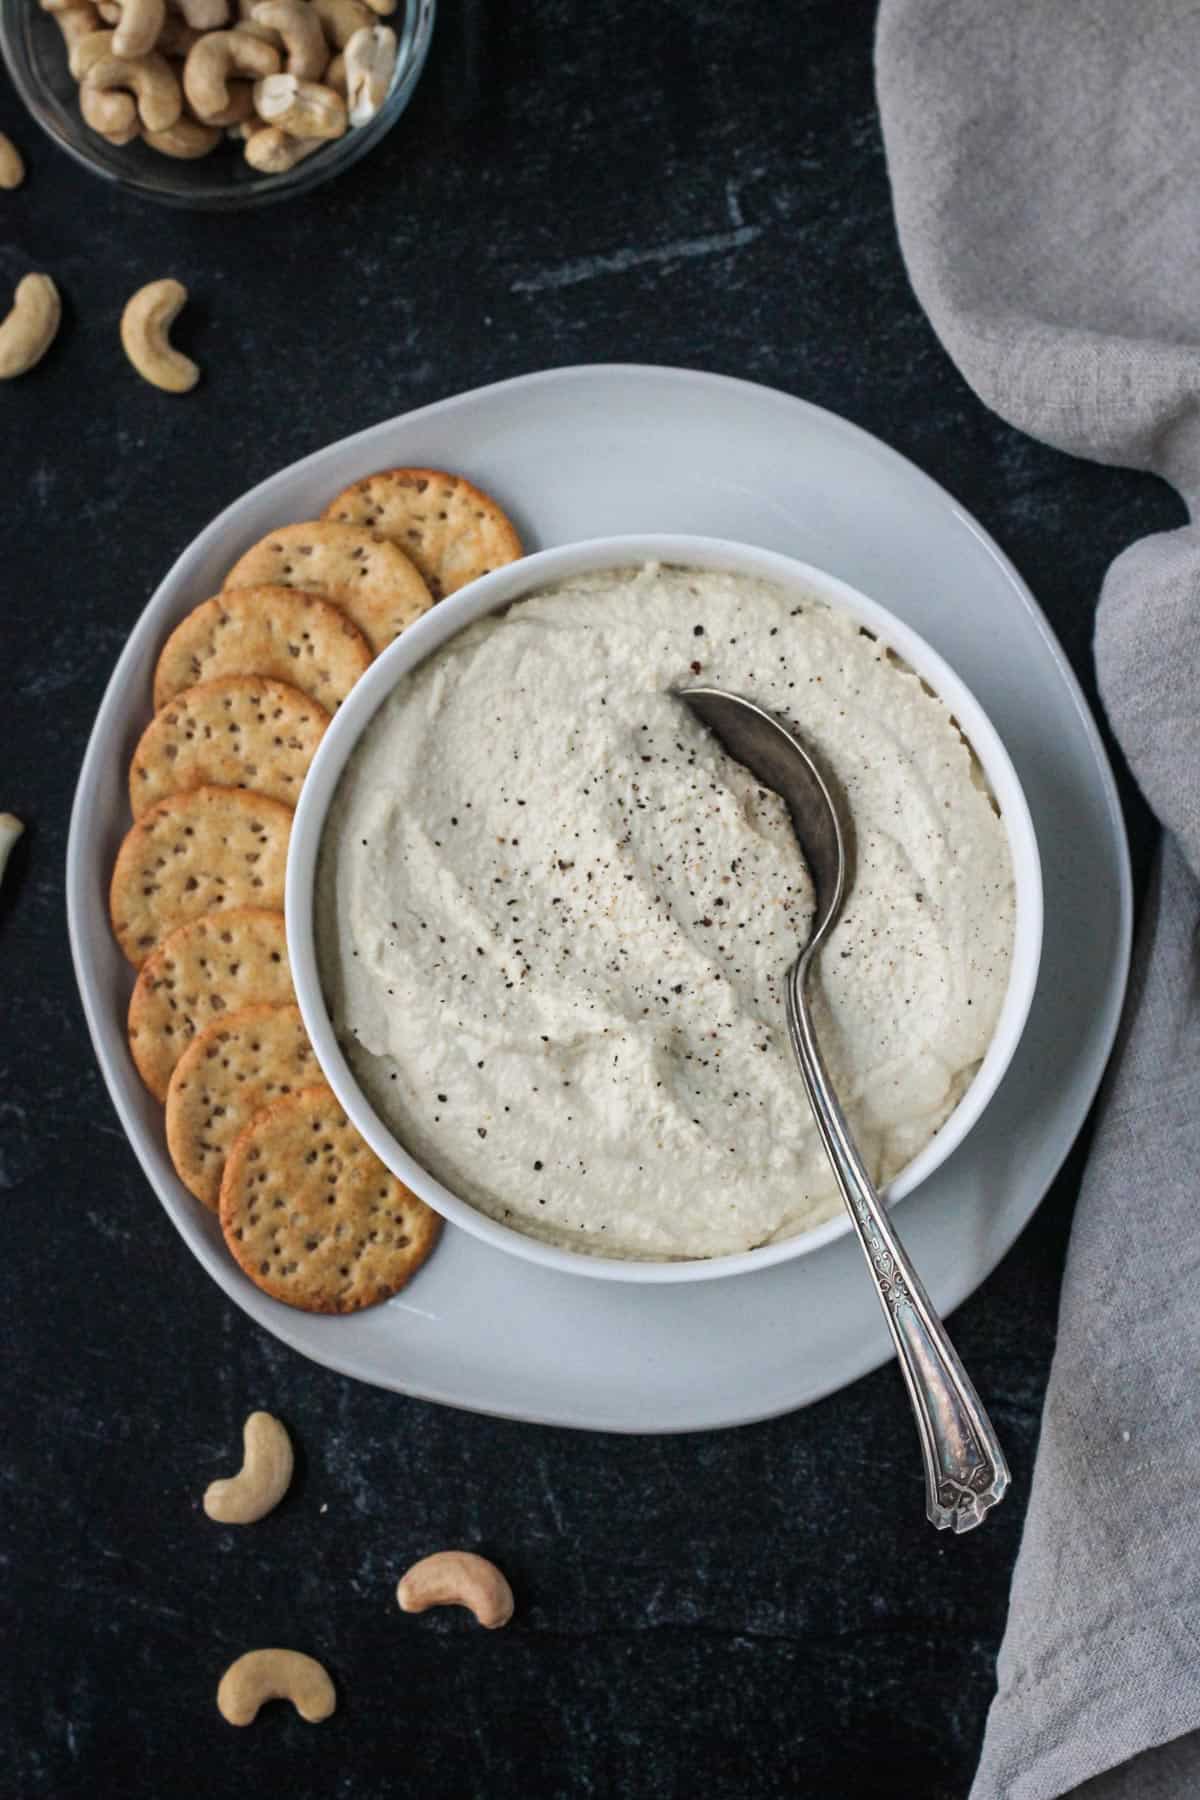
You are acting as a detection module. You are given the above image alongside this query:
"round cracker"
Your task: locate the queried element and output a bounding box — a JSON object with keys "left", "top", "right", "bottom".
{"left": 222, "top": 521, "right": 433, "bottom": 655}
{"left": 165, "top": 1002, "right": 320, "bottom": 1209}
{"left": 130, "top": 676, "right": 329, "bottom": 819}
{"left": 219, "top": 1083, "right": 441, "bottom": 1312}
{"left": 322, "top": 467, "right": 523, "bottom": 601}
{"left": 110, "top": 785, "right": 292, "bottom": 967}
{"left": 128, "top": 907, "right": 293, "bottom": 1103}
{"left": 153, "top": 586, "right": 373, "bottom": 714}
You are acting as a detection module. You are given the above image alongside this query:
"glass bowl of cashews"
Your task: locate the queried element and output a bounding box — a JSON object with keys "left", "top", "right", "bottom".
{"left": 0, "top": 0, "right": 434, "bottom": 206}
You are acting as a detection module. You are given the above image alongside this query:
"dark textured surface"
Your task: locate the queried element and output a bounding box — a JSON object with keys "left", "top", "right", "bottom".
{"left": 0, "top": 2, "right": 1179, "bottom": 1796}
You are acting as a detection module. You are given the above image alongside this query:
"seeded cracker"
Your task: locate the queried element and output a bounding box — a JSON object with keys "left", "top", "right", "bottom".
{"left": 219, "top": 1084, "right": 441, "bottom": 1312}
{"left": 323, "top": 467, "right": 523, "bottom": 600}
{"left": 130, "top": 675, "right": 328, "bottom": 818}
{"left": 153, "top": 586, "right": 373, "bottom": 713}
{"left": 223, "top": 520, "right": 432, "bottom": 655}
{"left": 128, "top": 907, "right": 293, "bottom": 1102}
{"left": 165, "top": 1002, "right": 320, "bottom": 1209}
{"left": 109, "top": 785, "right": 292, "bottom": 967}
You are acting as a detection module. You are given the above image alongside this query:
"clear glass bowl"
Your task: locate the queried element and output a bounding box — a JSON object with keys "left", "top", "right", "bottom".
{"left": 0, "top": 0, "right": 434, "bottom": 208}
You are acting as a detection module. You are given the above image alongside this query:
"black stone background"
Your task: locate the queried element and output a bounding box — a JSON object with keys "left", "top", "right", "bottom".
{"left": 0, "top": 2, "right": 1180, "bottom": 1795}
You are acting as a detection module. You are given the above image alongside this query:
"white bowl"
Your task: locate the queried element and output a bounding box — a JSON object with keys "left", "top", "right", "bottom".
{"left": 287, "top": 534, "right": 1043, "bottom": 1284}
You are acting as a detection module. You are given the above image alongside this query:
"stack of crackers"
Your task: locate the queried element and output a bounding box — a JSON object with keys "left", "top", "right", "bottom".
{"left": 108, "top": 469, "right": 523, "bottom": 1313}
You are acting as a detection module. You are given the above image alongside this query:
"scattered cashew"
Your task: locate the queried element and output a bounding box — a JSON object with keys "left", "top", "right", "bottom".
{"left": 253, "top": 71, "right": 344, "bottom": 137}
{"left": 143, "top": 115, "right": 221, "bottom": 155}
{"left": 110, "top": 0, "right": 165, "bottom": 58}
{"left": 342, "top": 23, "right": 392, "bottom": 125}
{"left": 0, "top": 815, "right": 24, "bottom": 888}
{"left": 69, "top": 27, "right": 116, "bottom": 79}
{"left": 0, "top": 134, "right": 24, "bottom": 189}
{"left": 217, "top": 1650, "right": 335, "bottom": 1726}
{"left": 0, "top": 276, "right": 61, "bottom": 380}
{"left": 203, "top": 1412, "right": 293, "bottom": 1523}
{"left": 310, "top": 0, "right": 372, "bottom": 49}
{"left": 396, "top": 1552, "right": 514, "bottom": 1630}
{"left": 251, "top": 0, "right": 326, "bottom": 77}
{"left": 184, "top": 28, "right": 279, "bottom": 122}
{"left": 242, "top": 124, "right": 323, "bottom": 169}
{"left": 170, "top": 0, "right": 228, "bottom": 27}
{"left": 84, "top": 51, "right": 182, "bottom": 131}
{"left": 120, "top": 278, "right": 199, "bottom": 392}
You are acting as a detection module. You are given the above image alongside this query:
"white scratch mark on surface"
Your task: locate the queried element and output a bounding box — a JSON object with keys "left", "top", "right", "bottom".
{"left": 512, "top": 225, "right": 763, "bottom": 294}
{"left": 537, "top": 1454, "right": 566, "bottom": 1535}
{"left": 725, "top": 179, "right": 745, "bottom": 228}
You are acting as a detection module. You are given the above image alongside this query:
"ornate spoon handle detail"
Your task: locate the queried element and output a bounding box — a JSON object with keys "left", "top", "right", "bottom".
{"left": 786, "top": 963, "right": 1010, "bottom": 1533}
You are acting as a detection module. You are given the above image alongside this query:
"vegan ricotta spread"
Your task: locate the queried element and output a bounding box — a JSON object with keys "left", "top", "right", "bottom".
{"left": 317, "top": 564, "right": 1015, "bottom": 1259}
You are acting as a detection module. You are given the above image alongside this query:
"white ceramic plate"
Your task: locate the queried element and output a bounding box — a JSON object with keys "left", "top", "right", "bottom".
{"left": 67, "top": 364, "right": 1131, "bottom": 1433}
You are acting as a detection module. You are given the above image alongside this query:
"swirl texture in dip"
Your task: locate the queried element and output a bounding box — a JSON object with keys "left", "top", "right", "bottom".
{"left": 317, "top": 565, "right": 1015, "bottom": 1259}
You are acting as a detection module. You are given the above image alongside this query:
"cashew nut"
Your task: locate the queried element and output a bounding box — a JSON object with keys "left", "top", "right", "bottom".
{"left": 184, "top": 28, "right": 279, "bottom": 121}
{"left": 253, "top": 71, "right": 344, "bottom": 136}
{"left": 143, "top": 115, "right": 221, "bottom": 155}
{"left": 54, "top": 5, "right": 104, "bottom": 71}
{"left": 169, "top": 0, "right": 228, "bottom": 27}
{"left": 0, "top": 134, "right": 24, "bottom": 189}
{"left": 0, "top": 815, "right": 24, "bottom": 888}
{"left": 251, "top": 0, "right": 326, "bottom": 76}
{"left": 120, "top": 278, "right": 199, "bottom": 392}
{"left": 110, "top": 0, "right": 165, "bottom": 58}
{"left": 203, "top": 1411, "right": 293, "bottom": 1523}
{"left": 324, "top": 48, "right": 344, "bottom": 93}
{"left": 396, "top": 1552, "right": 514, "bottom": 1630}
{"left": 0, "top": 276, "right": 61, "bottom": 380}
{"left": 342, "top": 23, "right": 393, "bottom": 125}
{"left": 217, "top": 1650, "right": 335, "bottom": 1725}
{"left": 80, "top": 83, "right": 140, "bottom": 141}
{"left": 69, "top": 27, "right": 115, "bottom": 79}
{"left": 83, "top": 51, "right": 182, "bottom": 131}
{"left": 310, "top": 0, "right": 372, "bottom": 49}
{"left": 361, "top": 0, "right": 395, "bottom": 15}
{"left": 232, "top": 0, "right": 275, "bottom": 39}
{"left": 242, "top": 124, "right": 323, "bottom": 170}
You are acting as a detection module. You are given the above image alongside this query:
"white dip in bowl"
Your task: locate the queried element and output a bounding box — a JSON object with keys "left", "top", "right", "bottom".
{"left": 316, "top": 561, "right": 1015, "bottom": 1261}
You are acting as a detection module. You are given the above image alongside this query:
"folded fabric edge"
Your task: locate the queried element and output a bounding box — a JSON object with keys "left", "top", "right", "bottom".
{"left": 972, "top": 1592, "right": 1200, "bottom": 1795}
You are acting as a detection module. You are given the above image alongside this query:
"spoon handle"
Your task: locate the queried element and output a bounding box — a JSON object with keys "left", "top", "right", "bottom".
{"left": 786, "top": 963, "right": 1010, "bottom": 1533}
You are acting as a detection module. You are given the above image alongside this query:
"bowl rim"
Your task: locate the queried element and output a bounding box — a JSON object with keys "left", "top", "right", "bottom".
{"left": 286, "top": 533, "right": 1045, "bottom": 1285}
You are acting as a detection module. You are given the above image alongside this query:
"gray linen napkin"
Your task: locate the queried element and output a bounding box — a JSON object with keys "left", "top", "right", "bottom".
{"left": 875, "top": 4, "right": 1200, "bottom": 1795}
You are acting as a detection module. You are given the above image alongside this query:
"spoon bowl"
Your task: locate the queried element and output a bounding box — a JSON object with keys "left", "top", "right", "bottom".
{"left": 676, "top": 686, "right": 847, "bottom": 949}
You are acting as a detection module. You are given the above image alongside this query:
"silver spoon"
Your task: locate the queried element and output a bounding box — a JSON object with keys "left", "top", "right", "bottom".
{"left": 678, "top": 686, "right": 1010, "bottom": 1533}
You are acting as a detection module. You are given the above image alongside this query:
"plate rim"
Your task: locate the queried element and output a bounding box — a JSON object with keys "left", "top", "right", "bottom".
{"left": 66, "top": 361, "right": 1133, "bottom": 1432}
